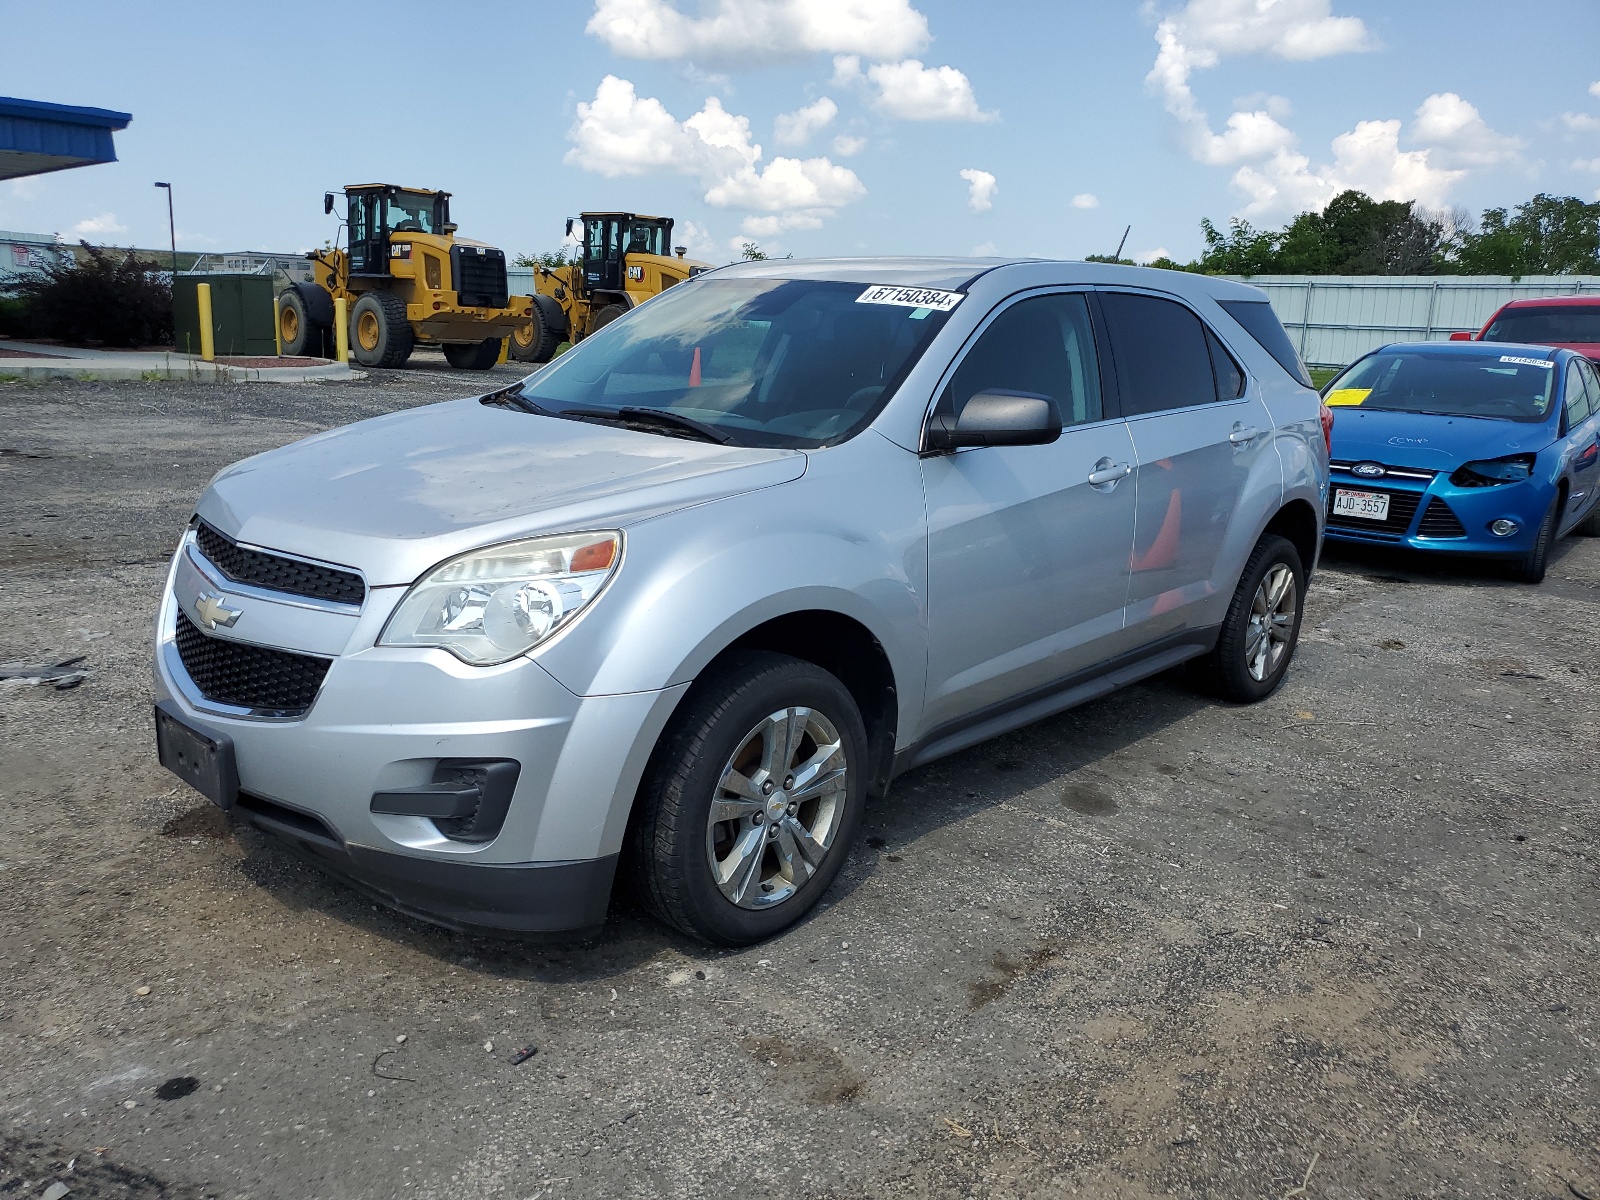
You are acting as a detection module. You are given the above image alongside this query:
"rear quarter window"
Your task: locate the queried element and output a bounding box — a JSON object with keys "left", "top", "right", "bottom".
{"left": 1218, "top": 298, "right": 1312, "bottom": 388}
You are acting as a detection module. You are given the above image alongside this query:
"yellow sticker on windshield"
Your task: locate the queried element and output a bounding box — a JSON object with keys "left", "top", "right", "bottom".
{"left": 1325, "top": 388, "right": 1371, "bottom": 407}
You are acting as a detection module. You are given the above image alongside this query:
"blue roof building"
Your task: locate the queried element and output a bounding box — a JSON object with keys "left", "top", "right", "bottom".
{"left": 0, "top": 97, "right": 131, "bottom": 181}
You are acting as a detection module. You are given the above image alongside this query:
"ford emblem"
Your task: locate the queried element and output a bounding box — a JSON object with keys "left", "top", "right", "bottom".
{"left": 1352, "top": 462, "right": 1386, "bottom": 478}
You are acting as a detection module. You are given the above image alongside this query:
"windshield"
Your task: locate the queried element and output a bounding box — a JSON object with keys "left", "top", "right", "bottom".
{"left": 386, "top": 191, "right": 442, "bottom": 234}
{"left": 626, "top": 220, "right": 670, "bottom": 256}
{"left": 1325, "top": 350, "right": 1557, "bottom": 423}
{"left": 522, "top": 277, "right": 957, "bottom": 448}
{"left": 1482, "top": 305, "right": 1600, "bottom": 345}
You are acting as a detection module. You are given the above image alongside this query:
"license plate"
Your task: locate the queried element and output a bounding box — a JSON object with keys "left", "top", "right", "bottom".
{"left": 155, "top": 701, "right": 238, "bottom": 809}
{"left": 1332, "top": 488, "right": 1391, "bottom": 521}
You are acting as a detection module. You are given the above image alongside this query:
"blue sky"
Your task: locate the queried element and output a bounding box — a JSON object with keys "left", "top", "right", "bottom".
{"left": 4, "top": 0, "right": 1600, "bottom": 265}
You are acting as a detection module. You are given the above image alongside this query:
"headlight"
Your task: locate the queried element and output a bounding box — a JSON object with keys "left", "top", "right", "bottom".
{"left": 380, "top": 531, "right": 620, "bottom": 665}
{"left": 1450, "top": 453, "right": 1535, "bottom": 488}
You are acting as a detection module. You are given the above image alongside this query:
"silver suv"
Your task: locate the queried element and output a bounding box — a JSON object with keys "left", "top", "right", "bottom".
{"left": 154, "top": 258, "right": 1329, "bottom": 945}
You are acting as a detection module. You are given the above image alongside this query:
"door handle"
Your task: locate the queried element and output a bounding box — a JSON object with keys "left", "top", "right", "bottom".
{"left": 1087, "top": 459, "right": 1132, "bottom": 486}
{"left": 1229, "top": 424, "right": 1259, "bottom": 445}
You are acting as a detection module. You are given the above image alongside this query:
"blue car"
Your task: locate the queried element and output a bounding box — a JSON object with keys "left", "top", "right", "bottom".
{"left": 1322, "top": 340, "right": 1600, "bottom": 582}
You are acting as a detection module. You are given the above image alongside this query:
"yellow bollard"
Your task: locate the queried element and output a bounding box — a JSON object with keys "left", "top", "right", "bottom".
{"left": 196, "top": 282, "right": 215, "bottom": 362}
{"left": 334, "top": 296, "right": 349, "bottom": 363}
{"left": 273, "top": 295, "right": 283, "bottom": 356}
{"left": 496, "top": 337, "right": 509, "bottom": 366}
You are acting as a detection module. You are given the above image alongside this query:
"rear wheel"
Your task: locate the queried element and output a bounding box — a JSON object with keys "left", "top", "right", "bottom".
{"left": 349, "top": 292, "right": 413, "bottom": 368}
{"left": 1510, "top": 495, "right": 1559, "bottom": 583}
{"left": 589, "top": 303, "right": 626, "bottom": 335}
{"left": 443, "top": 337, "right": 501, "bottom": 370}
{"left": 626, "top": 652, "right": 867, "bottom": 946}
{"left": 277, "top": 288, "right": 326, "bottom": 358}
{"left": 1190, "top": 534, "right": 1305, "bottom": 703}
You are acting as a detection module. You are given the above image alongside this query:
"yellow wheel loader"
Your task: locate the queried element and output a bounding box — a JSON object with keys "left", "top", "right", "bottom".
{"left": 278, "top": 184, "right": 532, "bottom": 370}
{"left": 510, "top": 212, "right": 710, "bottom": 364}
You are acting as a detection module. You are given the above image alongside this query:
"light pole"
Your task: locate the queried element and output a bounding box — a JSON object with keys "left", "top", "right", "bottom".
{"left": 153, "top": 182, "right": 176, "bottom": 276}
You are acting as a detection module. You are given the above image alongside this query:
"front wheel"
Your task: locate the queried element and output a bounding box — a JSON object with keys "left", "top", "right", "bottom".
{"left": 626, "top": 652, "right": 867, "bottom": 946}
{"left": 1190, "top": 533, "right": 1305, "bottom": 703}
{"left": 349, "top": 291, "right": 413, "bottom": 368}
{"left": 1510, "top": 495, "right": 1558, "bottom": 583}
{"left": 443, "top": 337, "right": 501, "bottom": 370}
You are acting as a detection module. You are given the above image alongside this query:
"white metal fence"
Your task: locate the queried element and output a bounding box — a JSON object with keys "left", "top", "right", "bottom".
{"left": 1226, "top": 274, "right": 1599, "bottom": 368}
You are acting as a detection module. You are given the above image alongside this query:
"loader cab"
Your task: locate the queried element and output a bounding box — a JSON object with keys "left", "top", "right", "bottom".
{"left": 339, "top": 185, "right": 452, "bottom": 277}
{"left": 576, "top": 212, "right": 675, "bottom": 294}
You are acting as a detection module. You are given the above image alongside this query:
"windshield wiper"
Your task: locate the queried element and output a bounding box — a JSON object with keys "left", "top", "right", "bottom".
{"left": 478, "top": 382, "right": 547, "bottom": 415}
{"left": 557, "top": 405, "right": 735, "bottom": 445}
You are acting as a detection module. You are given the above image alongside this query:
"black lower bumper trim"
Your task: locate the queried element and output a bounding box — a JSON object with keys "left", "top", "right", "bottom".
{"left": 235, "top": 797, "right": 616, "bottom": 936}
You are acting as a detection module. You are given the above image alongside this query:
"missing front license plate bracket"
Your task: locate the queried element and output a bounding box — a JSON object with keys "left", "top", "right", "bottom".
{"left": 154, "top": 700, "right": 239, "bottom": 809}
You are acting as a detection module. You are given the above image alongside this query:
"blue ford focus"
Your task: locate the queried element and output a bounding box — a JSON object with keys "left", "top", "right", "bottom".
{"left": 1322, "top": 341, "right": 1600, "bottom": 582}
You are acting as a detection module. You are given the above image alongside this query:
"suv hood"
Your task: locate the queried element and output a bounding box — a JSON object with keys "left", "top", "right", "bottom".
{"left": 197, "top": 398, "right": 805, "bottom": 585}
{"left": 1331, "top": 407, "right": 1555, "bottom": 471}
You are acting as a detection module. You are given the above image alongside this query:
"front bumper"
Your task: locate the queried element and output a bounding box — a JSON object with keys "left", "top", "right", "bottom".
{"left": 154, "top": 536, "right": 684, "bottom": 934}
{"left": 1324, "top": 468, "right": 1552, "bottom": 557}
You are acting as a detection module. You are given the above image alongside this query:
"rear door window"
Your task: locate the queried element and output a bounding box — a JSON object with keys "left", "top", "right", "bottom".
{"left": 1206, "top": 327, "right": 1246, "bottom": 401}
{"left": 1566, "top": 360, "right": 1593, "bottom": 429}
{"left": 1217, "top": 298, "right": 1312, "bottom": 387}
{"left": 1098, "top": 292, "right": 1217, "bottom": 416}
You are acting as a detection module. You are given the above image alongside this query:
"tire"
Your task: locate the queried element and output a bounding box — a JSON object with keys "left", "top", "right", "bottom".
{"left": 626, "top": 651, "right": 868, "bottom": 946}
{"left": 589, "top": 303, "right": 626, "bottom": 336}
{"left": 1189, "top": 534, "right": 1306, "bottom": 703}
{"left": 443, "top": 337, "right": 502, "bottom": 371}
{"left": 277, "top": 288, "right": 327, "bottom": 358}
{"left": 1510, "top": 495, "right": 1559, "bottom": 583}
{"left": 349, "top": 292, "right": 414, "bottom": 368}
{"left": 509, "top": 295, "right": 565, "bottom": 364}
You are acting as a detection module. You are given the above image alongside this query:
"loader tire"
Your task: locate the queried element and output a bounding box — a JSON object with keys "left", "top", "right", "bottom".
{"left": 443, "top": 337, "right": 501, "bottom": 371}
{"left": 590, "top": 303, "right": 626, "bottom": 334}
{"left": 349, "top": 292, "right": 414, "bottom": 369}
{"left": 510, "top": 295, "right": 565, "bottom": 364}
{"left": 278, "top": 288, "right": 327, "bottom": 358}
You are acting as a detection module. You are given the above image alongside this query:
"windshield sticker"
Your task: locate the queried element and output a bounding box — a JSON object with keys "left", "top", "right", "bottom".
{"left": 1325, "top": 388, "right": 1371, "bottom": 407}
{"left": 1498, "top": 355, "right": 1553, "bottom": 368}
{"left": 857, "top": 285, "right": 964, "bottom": 312}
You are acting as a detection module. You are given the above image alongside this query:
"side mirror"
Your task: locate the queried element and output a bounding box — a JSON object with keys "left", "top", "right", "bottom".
{"left": 1448, "top": 331, "right": 1474, "bottom": 341}
{"left": 324, "top": 192, "right": 335, "bottom": 215}
{"left": 926, "top": 390, "right": 1063, "bottom": 452}
{"left": 565, "top": 218, "right": 576, "bottom": 238}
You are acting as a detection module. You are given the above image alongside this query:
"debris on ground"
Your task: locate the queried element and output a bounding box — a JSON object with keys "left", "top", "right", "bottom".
{"left": 510, "top": 1045, "right": 538, "bottom": 1065}
{"left": 0, "top": 656, "right": 89, "bottom": 689}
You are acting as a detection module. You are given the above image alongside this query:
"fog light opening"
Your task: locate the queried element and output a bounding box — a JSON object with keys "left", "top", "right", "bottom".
{"left": 1490, "top": 518, "right": 1519, "bottom": 537}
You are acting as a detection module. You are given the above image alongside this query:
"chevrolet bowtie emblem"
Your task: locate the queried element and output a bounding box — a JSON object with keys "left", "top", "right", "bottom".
{"left": 194, "top": 591, "right": 242, "bottom": 631}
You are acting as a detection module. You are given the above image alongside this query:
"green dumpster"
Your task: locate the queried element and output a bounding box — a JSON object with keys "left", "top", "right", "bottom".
{"left": 173, "top": 273, "right": 276, "bottom": 357}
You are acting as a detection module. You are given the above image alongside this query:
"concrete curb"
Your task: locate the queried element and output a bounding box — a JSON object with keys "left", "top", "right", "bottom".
{"left": 0, "top": 359, "right": 364, "bottom": 383}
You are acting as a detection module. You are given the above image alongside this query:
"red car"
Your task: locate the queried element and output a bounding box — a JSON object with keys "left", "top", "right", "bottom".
{"left": 1453, "top": 295, "right": 1600, "bottom": 364}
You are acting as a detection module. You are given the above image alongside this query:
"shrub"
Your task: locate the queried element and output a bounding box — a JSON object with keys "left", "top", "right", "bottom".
{"left": 12, "top": 243, "right": 173, "bottom": 347}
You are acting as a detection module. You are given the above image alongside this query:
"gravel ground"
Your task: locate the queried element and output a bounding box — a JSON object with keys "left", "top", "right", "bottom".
{"left": 1, "top": 358, "right": 1597, "bottom": 1200}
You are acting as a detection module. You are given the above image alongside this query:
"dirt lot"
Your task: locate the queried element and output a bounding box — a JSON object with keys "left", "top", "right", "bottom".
{"left": 1, "top": 359, "right": 1597, "bottom": 1200}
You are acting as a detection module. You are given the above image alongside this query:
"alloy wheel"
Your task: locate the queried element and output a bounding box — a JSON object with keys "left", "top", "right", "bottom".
{"left": 1245, "top": 564, "right": 1296, "bottom": 681}
{"left": 705, "top": 707, "right": 848, "bottom": 909}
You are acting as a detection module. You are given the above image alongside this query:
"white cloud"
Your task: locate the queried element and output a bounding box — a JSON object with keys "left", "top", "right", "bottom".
{"left": 960, "top": 168, "right": 997, "bottom": 212}
{"left": 867, "top": 59, "right": 993, "bottom": 121}
{"left": 707, "top": 155, "right": 866, "bottom": 210}
{"left": 831, "top": 54, "right": 863, "bottom": 85}
{"left": 566, "top": 76, "right": 865, "bottom": 223}
{"left": 1590, "top": 81, "right": 1600, "bottom": 98}
{"left": 1134, "top": 247, "right": 1170, "bottom": 264}
{"left": 586, "top": 0, "right": 929, "bottom": 63}
{"left": 1232, "top": 91, "right": 1293, "bottom": 120}
{"left": 831, "top": 134, "right": 867, "bottom": 156}
{"left": 1147, "top": 0, "right": 1372, "bottom": 170}
{"left": 1071, "top": 193, "right": 1100, "bottom": 209}
{"left": 73, "top": 213, "right": 127, "bottom": 237}
{"left": 1409, "top": 92, "right": 1521, "bottom": 167}
{"left": 971, "top": 240, "right": 997, "bottom": 255}
{"left": 1231, "top": 120, "right": 1464, "bottom": 217}
{"left": 1574, "top": 157, "right": 1600, "bottom": 172}
{"left": 1563, "top": 111, "right": 1600, "bottom": 133}
{"left": 774, "top": 96, "right": 837, "bottom": 146}
{"left": 1190, "top": 108, "right": 1297, "bottom": 165}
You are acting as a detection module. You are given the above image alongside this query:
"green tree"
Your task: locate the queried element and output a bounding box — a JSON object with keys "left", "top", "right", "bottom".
{"left": 513, "top": 249, "right": 573, "bottom": 269}
{"left": 739, "top": 241, "right": 769, "bottom": 261}
{"left": 1456, "top": 194, "right": 1600, "bottom": 276}
{"left": 1193, "top": 217, "right": 1282, "bottom": 275}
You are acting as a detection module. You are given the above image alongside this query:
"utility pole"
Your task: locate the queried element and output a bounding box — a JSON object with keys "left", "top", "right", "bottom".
{"left": 154, "top": 182, "right": 177, "bottom": 277}
{"left": 1113, "top": 225, "right": 1130, "bottom": 263}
